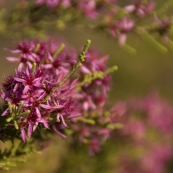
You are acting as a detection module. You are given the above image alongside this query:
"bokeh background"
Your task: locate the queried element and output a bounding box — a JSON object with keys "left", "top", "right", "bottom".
{"left": 1, "top": 0, "right": 173, "bottom": 172}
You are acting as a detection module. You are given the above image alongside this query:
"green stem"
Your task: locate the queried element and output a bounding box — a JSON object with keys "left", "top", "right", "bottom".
{"left": 53, "top": 43, "right": 65, "bottom": 58}
{"left": 31, "top": 63, "right": 37, "bottom": 75}
{"left": 77, "top": 65, "right": 118, "bottom": 89}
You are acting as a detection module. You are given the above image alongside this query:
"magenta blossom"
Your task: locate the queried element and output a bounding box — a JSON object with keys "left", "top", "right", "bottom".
{"left": 36, "top": 0, "right": 71, "bottom": 8}
{"left": 109, "top": 18, "right": 135, "bottom": 45}
{"left": 78, "top": 0, "right": 98, "bottom": 19}
{"left": 125, "top": 0, "right": 155, "bottom": 18}
{"left": 6, "top": 41, "right": 39, "bottom": 70}
{"left": 152, "top": 16, "right": 172, "bottom": 42}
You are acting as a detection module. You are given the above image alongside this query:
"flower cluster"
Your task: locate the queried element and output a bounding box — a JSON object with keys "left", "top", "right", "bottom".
{"left": 0, "top": 40, "right": 89, "bottom": 142}
{"left": 78, "top": 49, "right": 111, "bottom": 110}
{"left": 32, "top": 0, "right": 173, "bottom": 48}
{"left": 0, "top": 39, "right": 117, "bottom": 147}
{"left": 68, "top": 49, "right": 120, "bottom": 155}
{"left": 71, "top": 111, "right": 114, "bottom": 155}
{"left": 110, "top": 93, "right": 173, "bottom": 173}
{"left": 36, "top": 0, "right": 117, "bottom": 18}
{"left": 34, "top": 0, "right": 157, "bottom": 45}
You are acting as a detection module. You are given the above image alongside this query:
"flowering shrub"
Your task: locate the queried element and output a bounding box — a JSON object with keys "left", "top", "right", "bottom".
{"left": 0, "top": 0, "right": 173, "bottom": 172}
{"left": 1, "top": 39, "right": 89, "bottom": 140}
{"left": 0, "top": 38, "right": 119, "bottom": 169}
